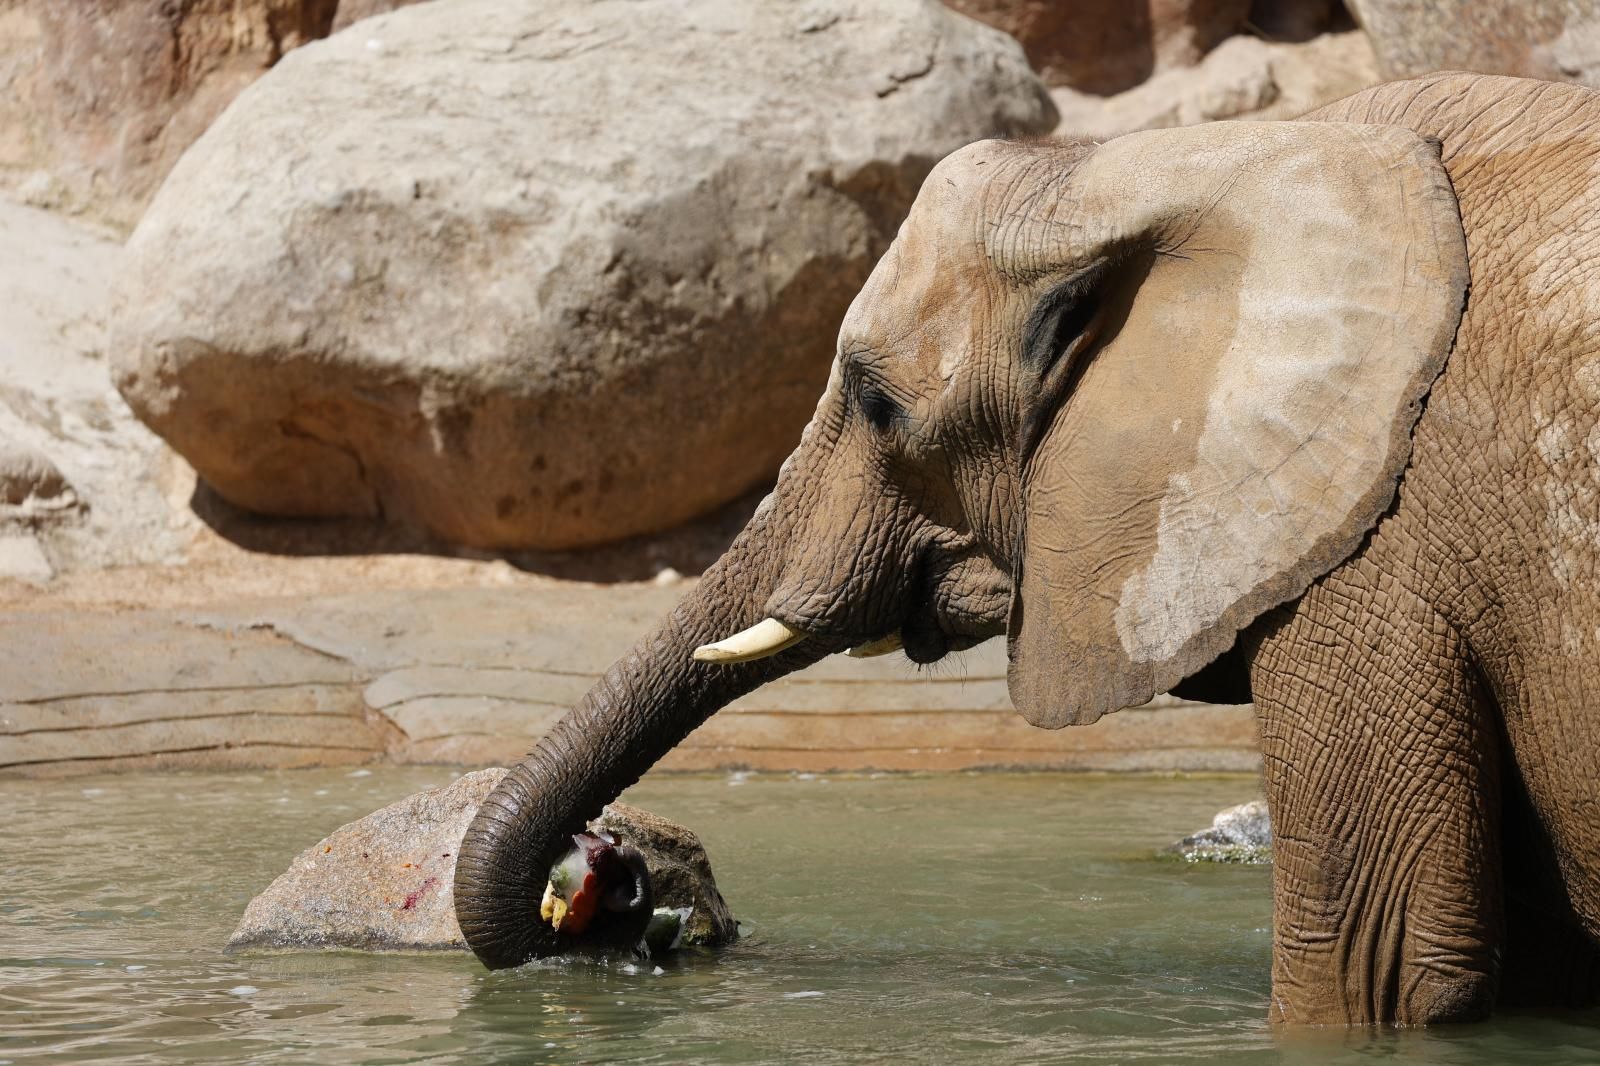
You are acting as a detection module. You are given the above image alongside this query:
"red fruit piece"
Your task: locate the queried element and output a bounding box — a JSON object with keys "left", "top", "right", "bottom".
{"left": 562, "top": 869, "right": 602, "bottom": 935}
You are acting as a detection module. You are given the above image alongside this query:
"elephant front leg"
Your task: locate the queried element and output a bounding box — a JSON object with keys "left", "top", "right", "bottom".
{"left": 1250, "top": 569, "right": 1502, "bottom": 1025}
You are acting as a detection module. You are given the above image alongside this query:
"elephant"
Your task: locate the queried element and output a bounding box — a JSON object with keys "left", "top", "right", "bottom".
{"left": 454, "top": 72, "right": 1600, "bottom": 1025}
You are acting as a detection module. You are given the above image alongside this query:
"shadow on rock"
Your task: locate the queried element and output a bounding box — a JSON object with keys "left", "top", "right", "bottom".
{"left": 189, "top": 479, "right": 768, "bottom": 583}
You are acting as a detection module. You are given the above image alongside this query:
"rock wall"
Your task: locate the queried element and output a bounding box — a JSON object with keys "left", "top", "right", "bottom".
{"left": 0, "top": 585, "right": 1261, "bottom": 776}
{"left": 0, "top": 2, "right": 350, "bottom": 230}
{"left": 0, "top": 196, "right": 190, "bottom": 584}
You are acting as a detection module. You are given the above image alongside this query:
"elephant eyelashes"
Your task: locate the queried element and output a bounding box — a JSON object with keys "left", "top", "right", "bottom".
{"left": 858, "top": 384, "right": 903, "bottom": 434}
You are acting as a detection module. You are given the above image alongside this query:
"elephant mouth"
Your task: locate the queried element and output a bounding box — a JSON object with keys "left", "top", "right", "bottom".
{"left": 901, "top": 616, "right": 956, "bottom": 664}
{"left": 845, "top": 558, "right": 999, "bottom": 665}
{"left": 539, "top": 831, "right": 653, "bottom": 944}
{"left": 697, "top": 546, "right": 1008, "bottom": 668}
{"left": 888, "top": 549, "right": 1003, "bottom": 664}
{"left": 851, "top": 620, "right": 984, "bottom": 664}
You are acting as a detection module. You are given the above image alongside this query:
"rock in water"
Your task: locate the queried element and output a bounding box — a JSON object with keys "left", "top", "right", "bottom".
{"left": 594, "top": 804, "right": 737, "bottom": 949}
{"left": 227, "top": 768, "right": 736, "bottom": 952}
{"left": 1165, "top": 799, "right": 1272, "bottom": 864}
{"left": 111, "top": 0, "right": 1055, "bottom": 551}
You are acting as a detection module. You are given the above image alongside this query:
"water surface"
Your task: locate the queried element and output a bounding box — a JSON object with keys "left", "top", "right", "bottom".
{"left": 4, "top": 768, "right": 1598, "bottom": 1063}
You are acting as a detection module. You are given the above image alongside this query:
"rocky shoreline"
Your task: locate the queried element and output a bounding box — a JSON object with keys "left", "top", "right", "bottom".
{"left": 0, "top": 584, "right": 1260, "bottom": 776}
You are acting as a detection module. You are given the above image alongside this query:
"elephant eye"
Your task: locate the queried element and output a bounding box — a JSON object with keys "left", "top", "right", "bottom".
{"left": 859, "top": 385, "right": 902, "bottom": 434}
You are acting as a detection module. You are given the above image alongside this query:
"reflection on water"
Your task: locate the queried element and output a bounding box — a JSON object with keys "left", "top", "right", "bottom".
{"left": 2, "top": 768, "right": 1597, "bottom": 1063}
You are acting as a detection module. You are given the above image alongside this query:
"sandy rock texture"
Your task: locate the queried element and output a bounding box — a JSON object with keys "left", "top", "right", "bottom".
{"left": 0, "top": 1, "right": 442, "bottom": 232}
{"left": 110, "top": 0, "right": 1055, "bottom": 552}
{"left": 0, "top": 172, "right": 766, "bottom": 595}
{"left": 228, "top": 766, "right": 499, "bottom": 951}
{"left": 945, "top": 0, "right": 1251, "bottom": 93}
{"left": 0, "top": 196, "right": 194, "bottom": 584}
{"left": 227, "top": 768, "right": 735, "bottom": 952}
{"left": 1348, "top": 0, "right": 1600, "bottom": 84}
{"left": 331, "top": 0, "right": 425, "bottom": 32}
{"left": 1053, "top": 30, "right": 1378, "bottom": 141}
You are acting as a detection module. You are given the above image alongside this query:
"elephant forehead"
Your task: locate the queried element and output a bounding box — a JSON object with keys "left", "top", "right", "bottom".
{"left": 838, "top": 140, "right": 1081, "bottom": 380}
{"left": 840, "top": 214, "right": 1000, "bottom": 382}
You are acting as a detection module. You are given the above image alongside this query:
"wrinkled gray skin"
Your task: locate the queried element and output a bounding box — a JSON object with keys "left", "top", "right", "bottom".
{"left": 456, "top": 73, "right": 1600, "bottom": 1024}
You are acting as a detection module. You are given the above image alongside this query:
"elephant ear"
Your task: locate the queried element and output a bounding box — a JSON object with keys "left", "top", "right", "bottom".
{"left": 1006, "top": 121, "right": 1468, "bottom": 727}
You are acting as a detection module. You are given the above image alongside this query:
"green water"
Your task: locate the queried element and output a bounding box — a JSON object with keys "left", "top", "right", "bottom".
{"left": 4, "top": 768, "right": 1599, "bottom": 1063}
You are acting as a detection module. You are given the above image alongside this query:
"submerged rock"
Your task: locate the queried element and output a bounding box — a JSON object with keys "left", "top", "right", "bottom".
{"left": 227, "top": 768, "right": 736, "bottom": 953}
{"left": 1166, "top": 799, "right": 1272, "bottom": 864}
{"left": 594, "top": 803, "right": 737, "bottom": 949}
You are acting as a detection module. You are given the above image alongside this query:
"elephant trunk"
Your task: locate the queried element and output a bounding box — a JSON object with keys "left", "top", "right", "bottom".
{"left": 452, "top": 502, "right": 842, "bottom": 968}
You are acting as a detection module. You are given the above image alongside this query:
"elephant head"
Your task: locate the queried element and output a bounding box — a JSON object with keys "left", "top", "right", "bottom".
{"left": 453, "top": 121, "right": 1469, "bottom": 968}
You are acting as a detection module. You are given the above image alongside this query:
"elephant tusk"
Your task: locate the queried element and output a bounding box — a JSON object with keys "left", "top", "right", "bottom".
{"left": 692, "top": 617, "right": 806, "bottom": 663}
{"left": 846, "top": 633, "right": 904, "bottom": 658}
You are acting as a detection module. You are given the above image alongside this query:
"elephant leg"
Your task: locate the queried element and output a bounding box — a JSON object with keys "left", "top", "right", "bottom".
{"left": 1249, "top": 564, "right": 1502, "bottom": 1025}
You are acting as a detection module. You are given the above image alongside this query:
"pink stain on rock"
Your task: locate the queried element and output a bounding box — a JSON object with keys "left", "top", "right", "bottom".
{"left": 401, "top": 876, "right": 438, "bottom": 911}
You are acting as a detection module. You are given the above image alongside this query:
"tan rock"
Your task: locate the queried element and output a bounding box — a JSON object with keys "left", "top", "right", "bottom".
{"left": 0, "top": 1, "right": 485, "bottom": 232}
{"left": 0, "top": 2, "right": 341, "bottom": 232}
{"left": 331, "top": 0, "right": 426, "bottom": 32}
{"left": 0, "top": 533, "right": 53, "bottom": 584}
{"left": 1053, "top": 30, "right": 1378, "bottom": 142}
{"left": 595, "top": 803, "right": 737, "bottom": 948}
{"left": 0, "top": 195, "right": 191, "bottom": 579}
{"left": 0, "top": 443, "right": 72, "bottom": 509}
{"left": 227, "top": 769, "right": 736, "bottom": 952}
{"left": 1347, "top": 0, "right": 1600, "bottom": 85}
{"left": 944, "top": 0, "right": 1249, "bottom": 93}
{"left": 111, "top": 0, "right": 1055, "bottom": 551}
{"left": 228, "top": 768, "right": 504, "bottom": 952}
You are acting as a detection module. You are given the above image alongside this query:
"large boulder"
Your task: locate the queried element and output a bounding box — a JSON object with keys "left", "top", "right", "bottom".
{"left": 110, "top": 0, "right": 1055, "bottom": 551}
{"left": 944, "top": 0, "right": 1250, "bottom": 93}
{"left": 1348, "top": 0, "right": 1600, "bottom": 84}
{"left": 227, "top": 768, "right": 737, "bottom": 952}
{"left": 331, "top": 0, "right": 428, "bottom": 33}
